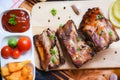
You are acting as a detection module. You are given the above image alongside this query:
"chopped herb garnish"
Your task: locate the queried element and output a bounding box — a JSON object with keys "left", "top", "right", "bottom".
{"left": 50, "top": 49, "right": 56, "bottom": 55}
{"left": 77, "top": 37, "right": 81, "bottom": 41}
{"left": 51, "top": 56, "right": 56, "bottom": 63}
{"left": 59, "top": 24, "right": 64, "bottom": 28}
{"left": 50, "top": 34, "right": 55, "bottom": 40}
{"left": 96, "top": 14, "right": 104, "bottom": 20}
{"left": 51, "top": 8, "right": 57, "bottom": 16}
{"left": 11, "top": 14, "right": 16, "bottom": 18}
{"left": 77, "top": 48, "right": 81, "bottom": 51}
{"left": 8, "top": 14, "right": 17, "bottom": 25}
{"left": 98, "top": 30, "right": 103, "bottom": 35}
{"left": 109, "top": 31, "right": 113, "bottom": 36}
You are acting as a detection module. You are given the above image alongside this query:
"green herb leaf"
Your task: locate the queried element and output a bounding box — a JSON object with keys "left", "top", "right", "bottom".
{"left": 51, "top": 8, "right": 57, "bottom": 16}
{"left": 8, "top": 18, "right": 16, "bottom": 25}
{"left": 77, "top": 37, "right": 81, "bottom": 41}
{"left": 59, "top": 24, "right": 64, "bottom": 28}
{"left": 8, "top": 14, "right": 16, "bottom": 25}
{"left": 96, "top": 14, "right": 104, "bottom": 20}
{"left": 109, "top": 31, "right": 113, "bottom": 36}
{"left": 98, "top": 30, "right": 103, "bottom": 35}
{"left": 10, "top": 14, "right": 16, "bottom": 18}
{"left": 50, "top": 34, "right": 55, "bottom": 40}
{"left": 77, "top": 48, "right": 81, "bottom": 51}
{"left": 50, "top": 49, "right": 56, "bottom": 55}
{"left": 51, "top": 56, "right": 56, "bottom": 63}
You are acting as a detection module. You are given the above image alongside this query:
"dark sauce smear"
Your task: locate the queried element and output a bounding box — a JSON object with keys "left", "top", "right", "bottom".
{"left": 2, "top": 10, "right": 30, "bottom": 32}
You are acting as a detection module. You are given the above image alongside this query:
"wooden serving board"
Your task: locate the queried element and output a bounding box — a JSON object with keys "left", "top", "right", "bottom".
{"left": 32, "top": 0, "right": 120, "bottom": 70}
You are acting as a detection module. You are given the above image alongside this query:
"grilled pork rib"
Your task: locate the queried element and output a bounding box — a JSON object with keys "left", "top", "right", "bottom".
{"left": 33, "top": 28, "right": 65, "bottom": 70}
{"left": 79, "top": 7, "right": 119, "bottom": 52}
{"left": 56, "top": 20, "right": 94, "bottom": 68}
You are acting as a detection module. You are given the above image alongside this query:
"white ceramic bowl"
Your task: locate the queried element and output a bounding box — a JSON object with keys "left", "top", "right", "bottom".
{"left": 0, "top": 8, "right": 35, "bottom": 80}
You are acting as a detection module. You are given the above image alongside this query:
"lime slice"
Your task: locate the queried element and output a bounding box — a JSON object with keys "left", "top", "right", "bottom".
{"left": 109, "top": 2, "right": 120, "bottom": 28}
{"left": 113, "top": 0, "right": 120, "bottom": 20}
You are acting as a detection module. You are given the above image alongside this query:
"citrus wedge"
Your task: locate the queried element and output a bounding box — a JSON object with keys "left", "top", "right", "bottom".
{"left": 109, "top": 2, "right": 120, "bottom": 28}
{"left": 112, "top": 0, "right": 120, "bottom": 20}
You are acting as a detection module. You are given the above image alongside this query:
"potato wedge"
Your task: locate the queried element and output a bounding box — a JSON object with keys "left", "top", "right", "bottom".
{"left": 22, "top": 65, "right": 32, "bottom": 76}
{"left": 25, "top": 74, "right": 33, "bottom": 80}
{"left": 5, "top": 71, "right": 21, "bottom": 80}
{"left": 1, "top": 67, "right": 10, "bottom": 77}
{"left": 20, "top": 74, "right": 33, "bottom": 80}
{"left": 8, "top": 60, "right": 30, "bottom": 72}
{"left": 1, "top": 60, "right": 33, "bottom": 80}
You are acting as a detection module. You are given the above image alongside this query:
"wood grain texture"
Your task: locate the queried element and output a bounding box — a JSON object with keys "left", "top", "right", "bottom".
{"left": 19, "top": 1, "right": 120, "bottom": 80}
{"left": 32, "top": 0, "right": 120, "bottom": 70}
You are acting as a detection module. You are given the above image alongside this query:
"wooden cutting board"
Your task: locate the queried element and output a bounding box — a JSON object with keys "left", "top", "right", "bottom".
{"left": 32, "top": 0, "right": 120, "bottom": 70}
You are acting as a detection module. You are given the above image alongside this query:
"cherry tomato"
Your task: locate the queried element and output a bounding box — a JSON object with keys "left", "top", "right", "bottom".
{"left": 18, "top": 37, "right": 31, "bottom": 52}
{"left": 8, "top": 38, "right": 17, "bottom": 48}
{"left": 1, "top": 46, "right": 12, "bottom": 59}
{"left": 12, "top": 49, "right": 21, "bottom": 59}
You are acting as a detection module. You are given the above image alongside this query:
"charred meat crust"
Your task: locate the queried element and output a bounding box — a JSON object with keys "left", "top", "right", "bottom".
{"left": 56, "top": 20, "right": 94, "bottom": 68}
{"left": 33, "top": 7, "right": 119, "bottom": 69}
{"left": 33, "top": 28, "right": 65, "bottom": 70}
{"left": 79, "top": 7, "right": 119, "bottom": 52}
{"left": 33, "top": 35, "right": 47, "bottom": 70}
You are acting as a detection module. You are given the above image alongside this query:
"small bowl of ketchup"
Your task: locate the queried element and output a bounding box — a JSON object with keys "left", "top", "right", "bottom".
{"left": 1, "top": 8, "right": 30, "bottom": 33}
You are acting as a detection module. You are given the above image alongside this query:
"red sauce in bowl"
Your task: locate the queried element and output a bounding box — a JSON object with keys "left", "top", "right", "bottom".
{"left": 2, "top": 9, "right": 30, "bottom": 32}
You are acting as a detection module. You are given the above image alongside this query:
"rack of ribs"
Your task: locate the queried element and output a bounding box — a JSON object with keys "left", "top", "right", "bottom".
{"left": 33, "top": 28, "right": 65, "bottom": 71}
{"left": 78, "top": 7, "right": 119, "bottom": 52}
{"left": 56, "top": 20, "right": 94, "bottom": 68}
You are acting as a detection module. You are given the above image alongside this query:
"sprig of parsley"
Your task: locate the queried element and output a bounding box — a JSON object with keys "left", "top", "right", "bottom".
{"left": 96, "top": 14, "right": 104, "bottom": 20}
{"left": 8, "top": 14, "right": 17, "bottom": 25}
{"left": 109, "top": 31, "right": 113, "bottom": 36}
{"left": 77, "top": 37, "right": 81, "bottom": 41}
{"left": 59, "top": 24, "right": 64, "bottom": 28}
{"left": 77, "top": 48, "right": 81, "bottom": 51}
{"left": 50, "top": 49, "right": 56, "bottom": 55}
{"left": 51, "top": 56, "right": 56, "bottom": 63}
{"left": 98, "top": 30, "right": 104, "bottom": 35}
{"left": 51, "top": 8, "right": 57, "bottom": 16}
{"left": 50, "top": 34, "right": 55, "bottom": 40}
